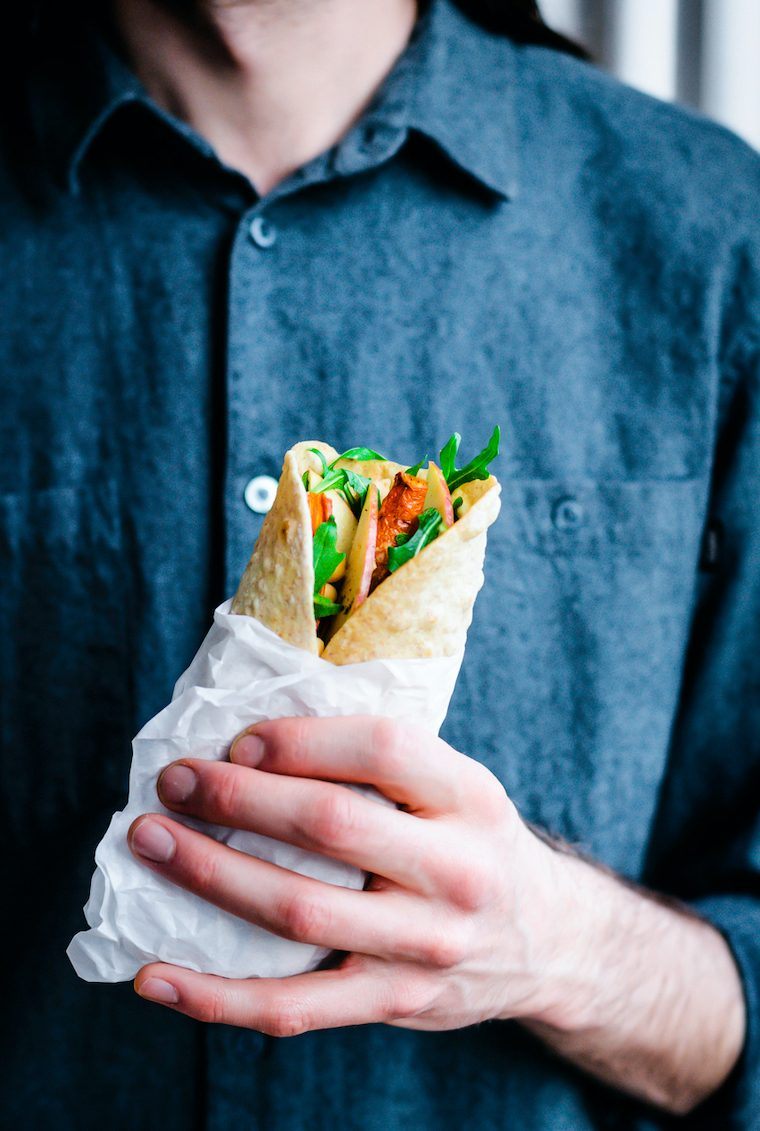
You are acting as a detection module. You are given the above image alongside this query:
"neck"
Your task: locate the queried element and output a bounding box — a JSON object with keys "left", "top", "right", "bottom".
{"left": 111, "top": 0, "right": 418, "bottom": 195}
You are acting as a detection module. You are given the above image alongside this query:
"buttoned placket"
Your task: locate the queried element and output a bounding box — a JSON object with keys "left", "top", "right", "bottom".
{"left": 221, "top": 125, "right": 408, "bottom": 601}
{"left": 208, "top": 123, "right": 409, "bottom": 1130}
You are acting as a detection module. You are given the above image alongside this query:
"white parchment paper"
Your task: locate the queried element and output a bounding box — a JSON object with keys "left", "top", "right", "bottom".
{"left": 67, "top": 600, "right": 463, "bottom": 982}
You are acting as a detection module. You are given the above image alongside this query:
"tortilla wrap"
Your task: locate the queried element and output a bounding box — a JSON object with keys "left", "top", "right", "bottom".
{"left": 323, "top": 475, "right": 500, "bottom": 663}
{"left": 231, "top": 441, "right": 501, "bottom": 664}
{"left": 230, "top": 450, "right": 319, "bottom": 654}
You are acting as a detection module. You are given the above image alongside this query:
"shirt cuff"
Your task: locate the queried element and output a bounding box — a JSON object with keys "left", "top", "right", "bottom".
{"left": 690, "top": 893, "right": 759, "bottom": 1129}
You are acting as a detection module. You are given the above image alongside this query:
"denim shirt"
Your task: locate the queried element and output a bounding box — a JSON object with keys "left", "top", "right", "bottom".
{"left": 1, "top": 2, "right": 759, "bottom": 1128}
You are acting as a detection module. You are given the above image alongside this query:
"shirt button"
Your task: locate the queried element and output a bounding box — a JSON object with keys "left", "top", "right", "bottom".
{"left": 244, "top": 475, "right": 278, "bottom": 514}
{"left": 552, "top": 496, "right": 585, "bottom": 531}
{"left": 249, "top": 216, "right": 277, "bottom": 248}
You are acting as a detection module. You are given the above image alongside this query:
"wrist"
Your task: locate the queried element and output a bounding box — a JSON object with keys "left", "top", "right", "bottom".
{"left": 504, "top": 828, "right": 621, "bottom": 1033}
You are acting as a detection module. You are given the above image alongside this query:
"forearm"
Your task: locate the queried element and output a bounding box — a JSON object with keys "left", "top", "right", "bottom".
{"left": 520, "top": 840, "right": 746, "bottom": 1115}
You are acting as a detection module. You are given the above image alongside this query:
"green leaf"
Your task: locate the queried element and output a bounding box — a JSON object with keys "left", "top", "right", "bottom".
{"left": 310, "top": 467, "right": 349, "bottom": 496}
{"left": 453, "top": 496, "right": 464, "bottom": 514}
{"left": 302, "top": 470, "right": 311, "bottom": 491}
{"left": 439, "top": 433, "right": 461, "bottom": 482}
{"left": 405, "top": 456, "right": 427, "bottom": 477}
{"left": 444, "top": 426, "right": 501, "bottom": 493}
{"left": 307, "top": 448, "right": 330, "bottom": 477}
{"left": 330, "top": 447, "right": 387, "bottom": 465}
{"left": 310, "top": 465, "right": 372, "bottom": 518}
{"left": 340, "top": 468, "right": 373, "bottom": 515}
{"left": 387, "top": 508, "right": 443, "bottom": 573}
{"left": 313, "top": 594, "right": 343, "bottom": 619}
{"left": 312, "top": 517, "right": 345, "bottom": 594}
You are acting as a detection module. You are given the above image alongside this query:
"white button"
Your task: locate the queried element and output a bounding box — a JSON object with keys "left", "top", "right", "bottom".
{"left": 244, "top": 475, "right": 278, "bottom": 514}
{"left": 249, "top": 216, "right": 277, "bottom": 248}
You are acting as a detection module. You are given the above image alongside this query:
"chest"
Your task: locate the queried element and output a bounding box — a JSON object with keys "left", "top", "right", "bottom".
{"left": 1, "top": 167, "right": 715, "bottom": 872}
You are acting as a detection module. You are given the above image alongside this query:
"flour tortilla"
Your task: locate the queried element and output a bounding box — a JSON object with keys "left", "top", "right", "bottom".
{"left": 231, "top": 451, "right": 318, "bottom": 654}
{"left": 323, "top": 475, "right": 501, "bottom": 664}
{"left": 231, "top": 441, "right": 501, "bottom": 664}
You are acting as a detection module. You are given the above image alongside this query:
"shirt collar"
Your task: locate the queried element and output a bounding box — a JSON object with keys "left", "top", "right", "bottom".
{"left": 32, "top": 0, "right": 519, "bottom": 201}
{"left": 333, "top": 0, "right": 520, "bottom": 200}
{"left": 390, "top": 0, "right": 520, "bottom": 200}
{"left": 29, "top": 17, "right": 145, "bottom": 195}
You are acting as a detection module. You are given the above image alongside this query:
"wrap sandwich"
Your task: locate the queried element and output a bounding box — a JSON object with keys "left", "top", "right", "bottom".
{"left": 66, "top": 430, "right": 501, "bottom": 982}
{"left": 231, "top": 429, "right": 502, "bottom": 663}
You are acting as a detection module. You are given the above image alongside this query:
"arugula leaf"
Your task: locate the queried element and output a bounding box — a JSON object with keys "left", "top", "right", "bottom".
{"left": 441, "top": 426, "right": 501, "bottom": 493}
{"left": 330, "top": 447, "right": 387, "bottom": 464}
{"left": 304, "top": 448, "right": 381, "bottom": 511}
{"left": 314, "top": 594, "right": 343, "bottom": 619}
{"left": 310, "top": 467, "right": 349, "bottom": 497}
{"left": 311, "top": 466, "right": 371, "bottom": 517}
{"left": 313, "top": 517, "right": 345, "bottom": 595}
{"left": 387, "top": 508, "right": 443, "bottom": 573}
{"left": 341, "top": 468, "right": 372, "bottom": 513}
{"left": 405, "top": 457, "right": 427, "bottom": 477}
{"left": 439, "top": 433, "right": 461, "bottom": 482}
{"left": 307, "top": 448, "right": 330, "bottom": 477}
{"left": 302, "top": 470, "right": 311, "bottom": 491}
{"left": 453, "top": 496, "right": 464, "bottom": 514}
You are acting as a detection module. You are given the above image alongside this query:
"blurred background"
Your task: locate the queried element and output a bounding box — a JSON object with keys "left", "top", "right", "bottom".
{"left": 541, "top": 0, "right": 760, "bottom": 149}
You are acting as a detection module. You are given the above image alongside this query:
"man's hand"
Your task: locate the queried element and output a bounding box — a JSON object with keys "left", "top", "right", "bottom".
{"left": 129, "top": 716, "right": 745, "bottom": 1115}
{"left": 129, "top": 716, "right": 561, "bottom": 1032}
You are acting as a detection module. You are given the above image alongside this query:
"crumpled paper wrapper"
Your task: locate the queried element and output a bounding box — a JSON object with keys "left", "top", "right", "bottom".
{"left": 67, "top": 600, "right": 464, "bottom": 982}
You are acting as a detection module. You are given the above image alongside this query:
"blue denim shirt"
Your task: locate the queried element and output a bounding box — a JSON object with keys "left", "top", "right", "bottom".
{"left": 2, "top": 2, "right": 759, "bottom": 1128}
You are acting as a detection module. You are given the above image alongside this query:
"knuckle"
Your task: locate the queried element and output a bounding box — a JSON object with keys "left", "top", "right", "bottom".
{"left": 262, "top": 999, "right": 311, "bottom": 1038}
{"left": 468, "top": 761, "right": 510, "bottom": 821}
{"left": 208, "top": 765, "right": 244, "bottom": 818}
{"left": 446, "top": 858, "right": 494, "bottom": 912}
{"left": 370, "top": 717, "right": 408, "bottom": 777}
{"left": 257, "top": 716, "right": 311, "bottom": 769}
{"left": 306, "top": 789, "right": 360, "bottom": 851}
{"left": 284, "top": 716, "right": 313, "bottom": 763}
{"left": 185, "top": 846, "right": 222, "bottom": 895}
{"left": 385, "top": 977, "right": 429, "bottom": 1021}
{"left": 195, "top": 987, "right": 228, "bottom": 1026}
{"left": 274, "top": 891, "right": 331, "bottom": 943}
{"left": 417, "top": 923, "right": 468, "bottom": 970}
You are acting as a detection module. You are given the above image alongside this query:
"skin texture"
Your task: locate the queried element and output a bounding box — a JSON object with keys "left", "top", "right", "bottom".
{"left": 130, "top": 717, "right": 745, "bottom": 1116}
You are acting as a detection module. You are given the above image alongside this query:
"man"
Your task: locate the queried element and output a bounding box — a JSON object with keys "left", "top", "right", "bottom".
{"left": 1, "top": 0, "right": 758, "bottom": 1127}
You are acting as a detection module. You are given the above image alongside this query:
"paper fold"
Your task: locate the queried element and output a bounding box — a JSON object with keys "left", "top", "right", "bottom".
{"left": 67, "top": 601, "right": 463, "bottom": 982}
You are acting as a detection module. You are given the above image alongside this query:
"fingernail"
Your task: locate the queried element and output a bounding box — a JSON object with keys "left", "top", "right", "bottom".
{"left": 138, "top": 977, "right": 179, "bottom": 1004}
{"left": 231, "top": 733, "right": 265, "bottom": 767}
{"left": 131, "top": 819, "right": 176, "bottom": 863}
{"left": 158, "top": 763, "right": 197, "bottom": 805}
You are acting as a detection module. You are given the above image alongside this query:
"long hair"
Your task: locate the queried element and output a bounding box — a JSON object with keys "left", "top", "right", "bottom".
{"left": 454, "top": 0, "right": 588, "bottom": 57}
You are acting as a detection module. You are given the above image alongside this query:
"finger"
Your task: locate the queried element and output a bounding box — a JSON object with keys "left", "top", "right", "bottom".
{"left": 134, "top": 958, "right": 432, "bottom": 1034}
{"left": 157, "top": 759, "right": 447, "bottom": 893}
{"left": 229, "top": 716, "right": 496, "bottom": 815}
{"left": 127, "top": 814, "right": 441, "bottom": 962}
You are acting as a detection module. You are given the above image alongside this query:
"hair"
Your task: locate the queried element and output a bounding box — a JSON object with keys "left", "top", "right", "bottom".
{"left": 454, "top": 0, "right": 588, "bottom": 57}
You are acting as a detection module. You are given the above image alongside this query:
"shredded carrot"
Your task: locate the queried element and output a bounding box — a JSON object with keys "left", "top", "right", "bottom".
{"left": 307, "top": 492, "right": 333, "bottom": 535}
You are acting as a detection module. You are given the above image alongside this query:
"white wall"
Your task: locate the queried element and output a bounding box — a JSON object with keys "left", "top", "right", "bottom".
{"left": 540, "top": 0, "right": 760, "bottom": 149}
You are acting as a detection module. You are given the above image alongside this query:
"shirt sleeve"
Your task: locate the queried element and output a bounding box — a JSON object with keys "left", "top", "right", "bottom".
{"left": 643, "top": 316, "right": 760, "bottom": 1128}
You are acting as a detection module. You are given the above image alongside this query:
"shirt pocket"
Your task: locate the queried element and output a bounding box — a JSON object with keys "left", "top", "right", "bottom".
{"left": 450, "top": 477, "right": 707, "bottom": 875}
{"left": 0, "top": 479, "right": 132, "bottom": 840}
